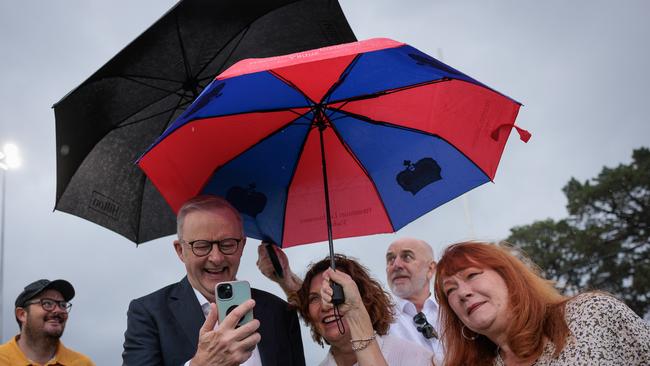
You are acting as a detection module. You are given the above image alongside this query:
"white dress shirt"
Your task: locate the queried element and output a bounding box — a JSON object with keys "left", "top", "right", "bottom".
{"left": 388, "top": 294, "right": 443, "bottom": 364}
{"left": 183, "top": 289, "right": 262, "bottom": 366}
{"left": 318, "top": 334, "right": 433, "bottom": 366}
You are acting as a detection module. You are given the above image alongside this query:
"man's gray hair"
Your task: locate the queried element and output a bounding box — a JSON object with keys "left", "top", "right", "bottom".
{"left": 176, "top": 195, "right": 243, "bottom": 239}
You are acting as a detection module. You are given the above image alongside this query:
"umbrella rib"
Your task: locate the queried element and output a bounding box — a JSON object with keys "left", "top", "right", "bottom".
{"left": 322, "top": 54, "right": 363, "bottom": 105}
{"left": 114, "top": 98, "right": 190, "bottom": 130}
{"left": 121, "top": 76, "right": 193, "bottom": 97}
{"left": 143, "top": 106, "right": 314, "bottom": 143}
{"left": 325, "top": 116, "right": 398, "bottom": 232}
{"left": 327, "top": 108, "right": 425, "bottom": 133}
{"left": 118, "top": 74, "right": 185, "bottom": 84}
{"left": 162, "top": 91, "right": 190, "bottom": 134}
{"left": 329, "top": 78, "right": 449, "bottom": 105}
{"left": 109, "top": 79, "right": 201, "bottom": 130}
{"left": 175, "top": 12, "right": 195, "bottom": 88}
{"left": 269, "top": 70, "right": 316, "bottom": 106}
{"left": 193, "top": 25, "right": 252, "bottom": 79}
{"left": 197, "top": 75, "right": 216, "bottom": 83}
{"left": 201, "top": 109, "right": 316, "bottom": 175}
{"left": 324, "top": 78, "right": 454, "bottom": 127}
{"left": 178, "top": 105, "right": 315, "bottom": 127}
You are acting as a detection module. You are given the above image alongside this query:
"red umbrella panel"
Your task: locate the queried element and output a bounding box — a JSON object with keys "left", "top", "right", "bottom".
{"left": 138, "top": 38, "right": 529, "bottom": 249}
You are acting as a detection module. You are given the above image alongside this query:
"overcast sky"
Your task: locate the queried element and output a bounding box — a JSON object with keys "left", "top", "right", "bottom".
{"left": 1, "top": 0, "right": 649, "bottom": 364}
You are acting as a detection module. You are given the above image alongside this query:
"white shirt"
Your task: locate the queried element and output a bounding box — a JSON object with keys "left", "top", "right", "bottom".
{"left": 318, "top": 334, "right": 433, "bottom": 366}
{"left": 388, "top": 294, "right": 443, "bottom": 364}
{"left": 183, "top": 289, "right": 262, "bottom": 366}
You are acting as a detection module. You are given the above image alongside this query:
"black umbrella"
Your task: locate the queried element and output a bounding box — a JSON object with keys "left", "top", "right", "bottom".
{"left": 53, "top": 0, "right": 356, "bottom": 244}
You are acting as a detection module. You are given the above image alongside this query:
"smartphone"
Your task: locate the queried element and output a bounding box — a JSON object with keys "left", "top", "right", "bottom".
{"left": 215, "top": 280, "right": 253, "bottom": 327}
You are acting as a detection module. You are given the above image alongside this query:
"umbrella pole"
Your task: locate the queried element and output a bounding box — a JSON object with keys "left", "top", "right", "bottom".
{"left": 318, "top": 122, "right": 344, "bottom": 305}
{"left": 318, "top": 129, "right": 336, "bottom": 267}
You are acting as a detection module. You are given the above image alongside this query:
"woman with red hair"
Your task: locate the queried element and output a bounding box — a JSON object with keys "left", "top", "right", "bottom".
{"left": 434, "top": 241, "right": 650, "bottom": 366}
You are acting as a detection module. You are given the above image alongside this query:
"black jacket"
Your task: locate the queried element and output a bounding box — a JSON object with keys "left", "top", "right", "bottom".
{"left": 122, "top": 276, "right": 305, "bottom": 366}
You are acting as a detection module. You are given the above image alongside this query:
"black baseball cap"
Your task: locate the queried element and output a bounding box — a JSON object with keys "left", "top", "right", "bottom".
{"left": 15, "top": 279, "right": 75, "bottom": 308}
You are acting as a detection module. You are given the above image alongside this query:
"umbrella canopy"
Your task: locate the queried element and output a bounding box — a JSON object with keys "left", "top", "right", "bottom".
{"left": 138, "top": 38, "right": 529, "bottom": 250}
{"left": 52, "top": 0, "right": 356, "bottom": 244}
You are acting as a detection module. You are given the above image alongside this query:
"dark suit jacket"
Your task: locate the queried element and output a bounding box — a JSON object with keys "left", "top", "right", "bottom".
{"left": 122, "top": 277, "right": 305, "bottom": 366}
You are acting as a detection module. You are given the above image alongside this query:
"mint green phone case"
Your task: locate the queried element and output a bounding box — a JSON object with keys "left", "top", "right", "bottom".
{"left": 215, "top": 280, "right": 253, "bottom": 326}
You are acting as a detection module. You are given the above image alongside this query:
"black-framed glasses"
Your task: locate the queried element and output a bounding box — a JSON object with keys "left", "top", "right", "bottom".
{"left": 183, "top": 238, "right": 242, "bottom": 257}
{"left": 413, "top": 312, "right": 438, "bottom": 339}
{"left": 23, "top": 298, "right": 72, "bottom": 313}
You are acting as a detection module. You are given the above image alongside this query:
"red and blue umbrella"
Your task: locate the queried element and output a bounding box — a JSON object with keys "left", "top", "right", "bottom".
{"left": 138, "top": 38, "right": 529, "bottom": 252}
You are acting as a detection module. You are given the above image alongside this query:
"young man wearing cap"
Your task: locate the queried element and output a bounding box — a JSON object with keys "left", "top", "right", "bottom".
{"left": 0, "top": 279, "right": 95, "bottom": 365}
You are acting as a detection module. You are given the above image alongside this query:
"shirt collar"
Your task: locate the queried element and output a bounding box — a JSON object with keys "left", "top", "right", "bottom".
{"left": 192, "top": 288, "right": 213, "bottom": 318}
{"left": 12, "top": 335, "right": 73, "bottom": 366}
{"left": 192, "top": 287, "right": 210, "bottom": 307}
{"left": 394, "top": 292, "right": 438, "bottom": 316}
{"left": 51, "top": 341, "right": 75, "bottom": 365}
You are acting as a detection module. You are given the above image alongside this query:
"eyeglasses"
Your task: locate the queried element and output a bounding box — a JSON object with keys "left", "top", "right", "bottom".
{"left": 23, "top": 298, "right": 72, "bottom": 313}
{"left": 413, "top": 312, "right": 438, "bottom": 339}
{"left": 182, "top": 238, "right": 242, "bottom": 257}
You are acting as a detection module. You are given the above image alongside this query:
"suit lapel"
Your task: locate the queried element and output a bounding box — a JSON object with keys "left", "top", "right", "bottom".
{"left": 169, "top": 277, "right": 205, "bottom": 347}
{"left": 166, "top": 282, "right": 285, "bottom": 365}
{"left": 253, "top": 289, "right": 274, "bottom": 365}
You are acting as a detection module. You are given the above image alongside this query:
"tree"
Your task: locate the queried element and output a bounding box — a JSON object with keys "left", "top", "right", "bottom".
{"left": 506, "top": 148, "right": 650, "bottom": 317}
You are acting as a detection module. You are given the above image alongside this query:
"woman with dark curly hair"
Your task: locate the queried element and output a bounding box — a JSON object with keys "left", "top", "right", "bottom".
{"left": 434, "top": 241, "right": 650, "bottom": 366}
{"left": 295, "top": 255, "right": 434, "bottom": 366}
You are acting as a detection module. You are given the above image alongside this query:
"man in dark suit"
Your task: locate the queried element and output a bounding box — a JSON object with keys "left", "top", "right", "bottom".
{"left": 122, "top": 195, "right": 305, "bottom": 366}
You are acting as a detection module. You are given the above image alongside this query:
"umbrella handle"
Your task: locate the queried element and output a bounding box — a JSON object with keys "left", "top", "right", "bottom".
{"left": 330, "top": 281, "right": 345, "bottom": 305}
{"left": 265, "top": 243, "right": 284, "bottom": 279}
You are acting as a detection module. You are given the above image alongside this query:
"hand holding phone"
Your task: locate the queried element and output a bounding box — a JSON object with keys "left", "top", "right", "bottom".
{"left": 194, "top": 301, "right": 260, "bottom": 365}
{"left": 215, "top": 281, "right": 254, "bottom": 327}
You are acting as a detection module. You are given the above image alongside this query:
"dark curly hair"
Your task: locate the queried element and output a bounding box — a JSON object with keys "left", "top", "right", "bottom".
{"left": 291, "top": 254, "right": 395, "bottom": 346}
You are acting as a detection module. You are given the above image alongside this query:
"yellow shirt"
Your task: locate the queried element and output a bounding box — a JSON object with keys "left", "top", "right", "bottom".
{"left": 0, "top": 335, "right": 94, "bottom": 366}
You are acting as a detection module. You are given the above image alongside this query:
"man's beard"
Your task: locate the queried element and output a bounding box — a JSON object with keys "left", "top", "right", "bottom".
{"left": 390, "top": 271, "right": 428, "bottom": 299}
{"left": 24, "top": 313, "right": 66, "bottom": 341}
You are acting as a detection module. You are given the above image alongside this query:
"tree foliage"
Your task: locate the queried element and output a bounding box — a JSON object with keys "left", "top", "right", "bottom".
{"left": 507, "top": 148, "right": 650, "bottom": 317}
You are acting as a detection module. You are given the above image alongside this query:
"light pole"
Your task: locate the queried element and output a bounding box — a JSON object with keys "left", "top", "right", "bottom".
{"left": 0, "top": 143, "right": 20, "bottom": 341}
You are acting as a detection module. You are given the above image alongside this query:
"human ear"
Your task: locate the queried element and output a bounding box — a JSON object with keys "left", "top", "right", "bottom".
{"left": 16, "top": 308, "right": 27, "bottom": 326}
{"left": 173, "top": 240, "right": 185, "bottom": 262}
{"left": 427, "top": 261, "right": 436, "bottom": 280}
{"left": 239, "top": 237, "right": 247, "bottom": 253}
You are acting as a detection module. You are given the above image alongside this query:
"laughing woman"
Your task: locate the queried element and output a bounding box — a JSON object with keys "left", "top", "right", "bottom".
{"left": 434, "top": 241, "right": 650, "bottom": 366}
{"left": 295, "top": 255, "right": 434, "bottom": 366}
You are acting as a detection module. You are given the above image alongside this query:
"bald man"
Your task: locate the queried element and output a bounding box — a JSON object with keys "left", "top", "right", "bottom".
{"left": 385, "top": 238, "right": 442, "bottom": 358}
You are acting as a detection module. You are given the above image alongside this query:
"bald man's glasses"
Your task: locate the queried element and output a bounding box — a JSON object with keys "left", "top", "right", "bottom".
{"left": 183, "top": 238, "right": 242, "bottom": 256}
{"left": 413, "top": 312, "right": 438, "bottom": 339}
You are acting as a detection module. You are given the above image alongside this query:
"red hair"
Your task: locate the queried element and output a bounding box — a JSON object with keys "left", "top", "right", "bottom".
{"left": 434, "top": 242, "right": 569, "bottom": 366}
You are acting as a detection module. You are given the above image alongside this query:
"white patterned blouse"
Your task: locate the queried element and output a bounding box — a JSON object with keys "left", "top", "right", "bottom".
{"left": 494, "top": 293, "right": 650, "bottom": 366}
